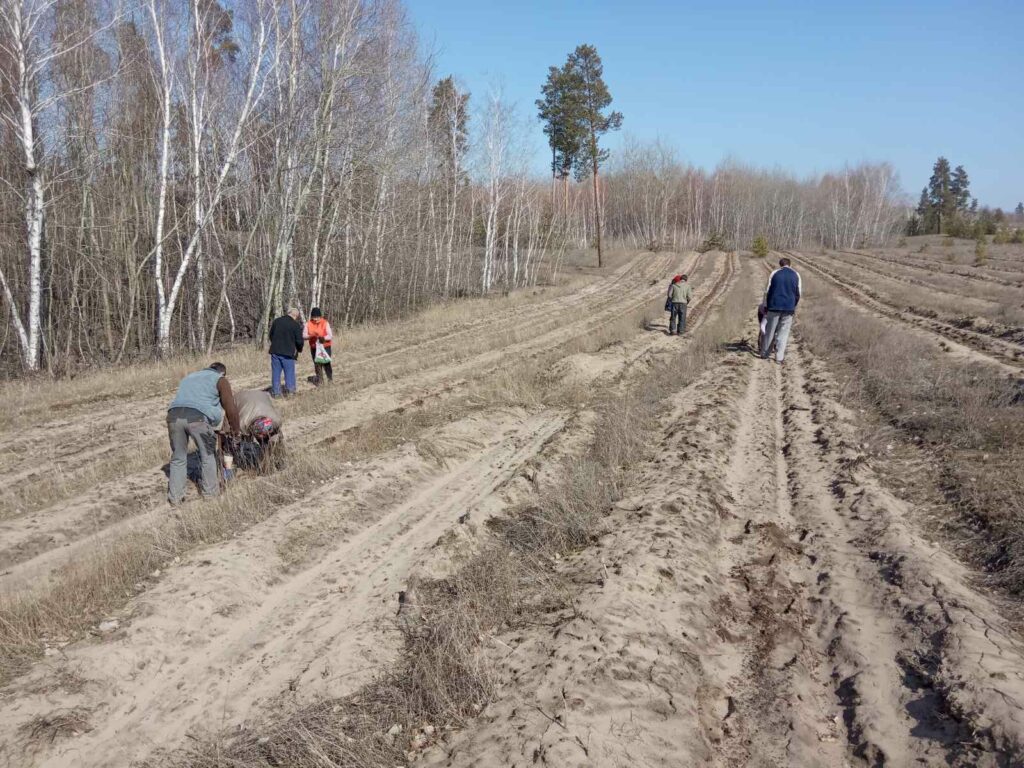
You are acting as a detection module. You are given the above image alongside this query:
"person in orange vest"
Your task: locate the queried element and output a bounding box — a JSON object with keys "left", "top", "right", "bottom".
{"left": 304, "top": 307, "right": 334, "bottom": 385}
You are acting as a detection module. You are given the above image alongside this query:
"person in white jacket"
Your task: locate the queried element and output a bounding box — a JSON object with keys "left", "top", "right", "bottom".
{"left": 303, "top": 307, "right": 334, "bottom": 385}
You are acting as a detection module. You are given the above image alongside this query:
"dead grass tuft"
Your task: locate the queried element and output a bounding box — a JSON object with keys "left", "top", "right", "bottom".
{"left": 19, "top": 707, "right": 92, "bottom": 744}
{"left": 0, "top": 398, "right": 461, "bottom": 680}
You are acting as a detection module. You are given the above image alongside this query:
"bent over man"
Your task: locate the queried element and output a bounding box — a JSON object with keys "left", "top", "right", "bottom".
{"left": 232, "top": 388, "right": 285, "bottom": 472}
{"left": 761, "top": 257, "right": 802, "bottom": 363}
{"left": 166, "top": 362, "right": 240, "bottom": 504}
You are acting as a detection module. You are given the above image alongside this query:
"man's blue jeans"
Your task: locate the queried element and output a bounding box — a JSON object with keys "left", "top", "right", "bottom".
{"left": 669, "top": 302, "right": 688, "bottom": 335}
{"left": 270, "top": 354, "right": 297, "bottom": 395}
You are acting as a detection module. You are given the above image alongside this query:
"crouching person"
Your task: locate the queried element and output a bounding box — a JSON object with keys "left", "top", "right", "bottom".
{"left": 231, "top": 388, "right": 285, "bottom": 472}
{"left": 167, "top": 362, "right": 240, "bottom": 504}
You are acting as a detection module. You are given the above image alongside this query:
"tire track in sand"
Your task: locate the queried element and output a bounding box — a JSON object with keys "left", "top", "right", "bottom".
{"left": 704, "top": 349, "right": 850, "bottom": 767}
{"left": 1, "top": 251, "right": 734, "bottom": 767}
{"left": 417, "top": 304, "right": 1024, "bottom": 768}
{"left": 708, "top": 333, "right": 1024, "bottom": 767}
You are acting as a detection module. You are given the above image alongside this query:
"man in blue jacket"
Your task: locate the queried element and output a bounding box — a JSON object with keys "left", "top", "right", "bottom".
{"left": 761, "top": 257, "right": 802, "bottom": 363}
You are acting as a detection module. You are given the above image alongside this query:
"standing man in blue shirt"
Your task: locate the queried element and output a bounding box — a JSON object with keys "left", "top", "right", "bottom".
{"left": 761, "top": 257, "right": 802, "bottom": 364}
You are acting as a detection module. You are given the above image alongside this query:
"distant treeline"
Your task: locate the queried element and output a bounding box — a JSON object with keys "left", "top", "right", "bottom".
{"left": 0, "top": 0, "right": 906, "bottom": 377}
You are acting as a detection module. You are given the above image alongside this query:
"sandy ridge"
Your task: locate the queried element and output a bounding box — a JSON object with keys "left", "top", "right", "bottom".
{"left": 835, "top": 247, "right": 1024, "bottom": 289}
{"left": 0, "top": 250, "right": 744, "bottom": 767}
{"left": 0, "top": 254, "right": 654, "bottom": 493}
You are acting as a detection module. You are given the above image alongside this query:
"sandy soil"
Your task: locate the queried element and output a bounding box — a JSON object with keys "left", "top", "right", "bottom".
{"left": 0, "top": 250, "right": 738, "bottom": 766}
{"left": 4, "top": 249, "right": 1024, "bottom": 767}
{"left": 422, "top": 308, "right": 1024, "bottom": 768}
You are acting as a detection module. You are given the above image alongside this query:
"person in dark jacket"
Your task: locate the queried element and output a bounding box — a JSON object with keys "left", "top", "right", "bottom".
{"left": 268, "top": 308, "right": 304, "bottom": 396}
{"left": 166, "top": 362, "right": 241, "bottom": 504}
{"left": 760, "top": 257, "right": 802, "bottom": 363}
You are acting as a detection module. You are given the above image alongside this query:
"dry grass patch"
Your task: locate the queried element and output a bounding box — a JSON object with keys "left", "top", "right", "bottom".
{"left": 0, "top": 278, "right": 589, "bottom": 433}
{"left": 798, "top": 271, "right": 1024, "bottom": 596}
{"left": 18, "top": 706, "right": 93, "bottom": 745}
{"left": 0, "top": 440, "right": 168, "bottom": 521}
{"left": 0, "top": 396, "right": 467, "bottom": 681}
{"left": 815, "top": 251, "right": 1024, "bottom": 332}
{"left": 0, "top": 276, "right": 622, "bottom": 520}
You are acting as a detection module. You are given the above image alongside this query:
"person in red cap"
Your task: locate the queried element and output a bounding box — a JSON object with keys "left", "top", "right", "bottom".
{"left": 668, "top": 274, "right": 693, "bottom": 335}
{"left": 665, "top": 274, "right": 683, "bottom": 313}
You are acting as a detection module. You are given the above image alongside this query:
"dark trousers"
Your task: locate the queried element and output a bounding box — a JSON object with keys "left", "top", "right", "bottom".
{"left": 669, "top": 302, "right": 688, "bottom": 335}
{"left": 311, "top": 347, "right": 333, "bottom": 384}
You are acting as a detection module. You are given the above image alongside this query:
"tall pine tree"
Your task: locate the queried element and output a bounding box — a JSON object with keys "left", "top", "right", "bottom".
{"left": 428, "top": 76, "right": 470, "bottom": 297}
{"left": 916, "top": 187, "right": 934, "bottom": 233}
{"left": 918, "top": 158, "right": 977, "bottom": 234}
{"left": 537, "top": 65, "right": 584, "bottom": 215}
{"left": 926, "top": 157, "right": 952, "bottom": 234}
{"left": 950, "top": 165, "right": 971, "bottom": 213}
{"left": 565, "top": 44, "right": 622, "bottom": 267}
{"left": 429, "top": 76, "right": 470, "bottom": 183}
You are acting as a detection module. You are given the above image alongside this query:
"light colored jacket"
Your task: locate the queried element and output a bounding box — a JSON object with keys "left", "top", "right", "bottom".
{"left": 669, "top": 281, "right": 693, "bottom": 304}
{"left": 169, "top": 368, "right": 225, "bottom": 425}
{"left": 234, "top": 389, "right": 282, "bottom": 436}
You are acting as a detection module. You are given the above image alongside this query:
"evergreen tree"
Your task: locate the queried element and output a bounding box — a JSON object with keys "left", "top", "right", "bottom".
{"left": 536, "top": 65, "right": 584, "bottom": 213}
{"left": 950, "top": 165, "right": 971, "bottom": 213}
{"left": 916, "top": 187, "right": 935, "bottom": 233}
{"left": 1016, "top": 202, "right": 1024, "bottom": 218}
{"left": 429, "top": 76, "right": 470, "bottom": 183}
{"left": 564, "top": 44, "right": 623, "bottom": 267}
{"left": 927, "top": 157, "right": 952, "bottom": 234}
{"left": 915, "top": 187, "right": 929, "bottom": 215}
{"left": 751, "top": 235, "right": 769, "bottom": 257}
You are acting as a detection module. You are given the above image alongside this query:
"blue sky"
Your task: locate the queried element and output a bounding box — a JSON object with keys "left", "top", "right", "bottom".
{"left": 407, "top": 0, "right": 1024, "bottom": 209}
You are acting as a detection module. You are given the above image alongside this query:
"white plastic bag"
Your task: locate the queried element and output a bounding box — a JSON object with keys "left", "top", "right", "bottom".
{"left": 314, "top": 341, "right": 332, "bottom": 364}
